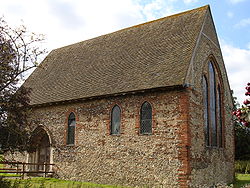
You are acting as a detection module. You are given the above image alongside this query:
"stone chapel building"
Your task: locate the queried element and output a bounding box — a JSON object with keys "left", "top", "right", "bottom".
{"left": 19, "top": 5, "right": 234, "bottom": 187}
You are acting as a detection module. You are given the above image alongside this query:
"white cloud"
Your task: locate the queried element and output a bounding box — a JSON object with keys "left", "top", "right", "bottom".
{"left": 227, "top": 11, "right": 234, "bottom": 19}
{"left": 141, "top": 0, "right": 175, "bottom": 21}
{"left": 1, "top": 0, "right": 179, "bottom": 51}
{"left": 235, "top": 18, "right": 250, "bottom": 28}
{"left": 221, "top": 42, "right": 250, "bottom": 104}
{"left": 47, "top": 0, "right": 85, "bottom": 30}
{"left": 1, "top": 0, "right": 146, "bottom": 50}
{"left": 229, "top": 0, "right": 247, "bottom": 4}
{"left": 183, "top": 0, "right": 198, "bottom": 4}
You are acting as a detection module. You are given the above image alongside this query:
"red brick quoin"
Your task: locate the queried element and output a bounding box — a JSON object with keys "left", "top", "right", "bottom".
{"left": 177, "top": 90, "right": 191, "bottom": 188}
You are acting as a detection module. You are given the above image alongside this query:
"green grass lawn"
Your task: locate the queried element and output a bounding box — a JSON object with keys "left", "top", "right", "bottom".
{"left": 233, "top": 173, "right": 250, "bottom": 188}
{"left": 2, "top": 173, "right": 250, "bottom": 187}
{"left": 0, "top": 155, "right": 21, "bottom": 178}
{"left": 3, "top": 175, "right": 249, "bottom": 188}
{"left": 1, "top": 177, "right": 129, "bottom": 188}
{"left": 0, "top": 173, "right": 21, "bottom": 177}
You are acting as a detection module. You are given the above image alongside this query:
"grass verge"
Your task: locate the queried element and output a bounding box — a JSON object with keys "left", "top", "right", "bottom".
{"left": 3, "top": 173, "right": 250, "bottom": 187}
{"left": 233, "top": 173, "right": 250, "bottom": 188}
{"left": 235, "top": 160, "right": 250, "bottom": 174}
{"left": 1, "top": 177, "right": 128, "bottom": 188}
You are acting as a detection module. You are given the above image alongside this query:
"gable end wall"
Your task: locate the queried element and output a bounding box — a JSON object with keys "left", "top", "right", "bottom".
{"left": 187, "top": 10, "right": 234, "bottom": 187}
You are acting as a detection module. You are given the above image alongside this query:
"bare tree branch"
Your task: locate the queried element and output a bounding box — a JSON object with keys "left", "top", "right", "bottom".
{"left": 0, "top": 16, "right": 47, "bottom": 152}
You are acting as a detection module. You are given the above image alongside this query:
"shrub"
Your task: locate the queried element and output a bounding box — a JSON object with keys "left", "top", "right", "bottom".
{"left": 0, "top": 178, "right": 12, "bottom": 188}
{"left": 235, "top": 160, "right": 250, "bottom": 174}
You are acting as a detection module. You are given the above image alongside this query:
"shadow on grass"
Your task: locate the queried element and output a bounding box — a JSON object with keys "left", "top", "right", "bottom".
{"left": 234, "top": 180, "right": 250, "bottom": 188}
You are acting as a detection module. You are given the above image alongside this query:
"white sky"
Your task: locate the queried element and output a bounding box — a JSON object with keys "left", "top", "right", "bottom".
{"left": 1, "top": 0, "right": 249, "bottom": 105}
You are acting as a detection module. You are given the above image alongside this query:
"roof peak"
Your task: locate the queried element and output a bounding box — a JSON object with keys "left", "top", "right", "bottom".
{"left": 55, "top": 5, "right": 210, "bottom": 51}
{"left": 123, "top": 5, "right": 209, "bottom": 30}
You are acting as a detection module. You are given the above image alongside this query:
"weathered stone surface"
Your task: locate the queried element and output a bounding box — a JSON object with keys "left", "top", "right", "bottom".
{"left": 27, "top": 90, "right": 186, "bottom": 187}
{"left": 185, "top": 10, "right": 234, "bottom": 187}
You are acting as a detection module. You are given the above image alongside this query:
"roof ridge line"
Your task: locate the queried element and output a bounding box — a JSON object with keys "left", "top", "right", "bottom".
{"left": 54, "top": 5, "right": 210, "bottom": 51}
{"left": 111, "top": 4, "right": 210, "bottom": 33}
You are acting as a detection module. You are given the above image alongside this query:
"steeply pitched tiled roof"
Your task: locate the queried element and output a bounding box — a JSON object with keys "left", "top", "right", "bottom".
{"left": 24, "top": 5, "right": 209, "bottom": 105}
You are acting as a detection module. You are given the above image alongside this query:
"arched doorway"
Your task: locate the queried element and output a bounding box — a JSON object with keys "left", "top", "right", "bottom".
{"left": 28, "top": 127, "right": 52, "bottom": 172}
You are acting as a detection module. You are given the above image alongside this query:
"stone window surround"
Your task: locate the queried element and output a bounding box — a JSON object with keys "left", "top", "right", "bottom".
{"left": 64, "top": 99, "right": 157, "bottom": 145}
{"left": 202, "top": 55, "right": 225, "bottom": 148}
{"left": 110, "top": 104, "right": 122, "bottom": 135}
{"left": 135, "top": 99, "right": 156, "bottom": 136}
{"left": 107, "top": 102, "right": 124, "bottom": 136}
{"left": 65, "top": 109, "right": 79, "bottom": 146}
{"left": 67, "top": 112, "right": 76, "bottom": 145}
{"left": 108, "top": 100, "right": 156, "bottom": 136}
{"left": 139, "top": 101, "right": 153, "bottom": 135}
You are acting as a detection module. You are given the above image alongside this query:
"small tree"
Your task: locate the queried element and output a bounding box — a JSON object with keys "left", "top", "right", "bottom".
{"left": 0, "top": 17, "right": 46, "bottom": 153}
{"left": 233, "top": 83, "right": 250, "bottom": 127}
{"left": 233, "top": 83, "right": 250, "bottom": 160}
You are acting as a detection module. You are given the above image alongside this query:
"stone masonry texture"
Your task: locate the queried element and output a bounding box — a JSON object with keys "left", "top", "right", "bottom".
{"left": 184, "top": 10, "right": 234, "bottom": 187}
{"left": 28, "top": 90, "right": 187, "bottom": 187}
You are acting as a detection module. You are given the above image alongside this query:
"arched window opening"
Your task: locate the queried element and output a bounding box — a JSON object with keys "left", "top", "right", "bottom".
{"left": 209, "top": 62, "right": 217, "bottom": 147}
{"left": 140, "top": 102, "right": 152, "bottom": 135}
{"left": 67, "top": 112, "right": 76, "bottom": 145}
{"left": 203, "top": 76, "right": 209, "bottom": 146}
{"left": 203, "top": 60, "right": 224, "bottom": 148}
{"left": 110, "top": 105, "right": 121, "bottom": 135}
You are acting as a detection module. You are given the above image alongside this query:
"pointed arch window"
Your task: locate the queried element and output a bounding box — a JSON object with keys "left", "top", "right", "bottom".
{"left": 110, "top": 105, "right": 121, "bottom": 135}
{"left": 140, "top": 102, "right": 152, "bottom": 135}
{"left": 67, "top": 112, "right": 76, "bottom": 145}
{"left": 203, "top": 61, "right": 224, "bottom": 148}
